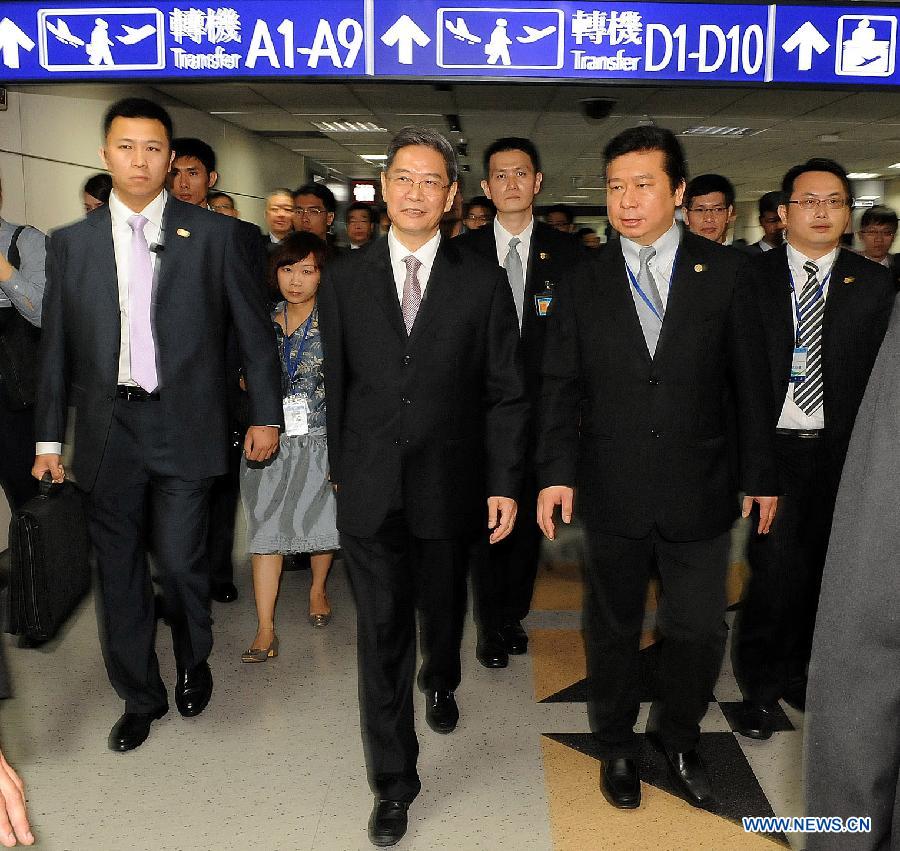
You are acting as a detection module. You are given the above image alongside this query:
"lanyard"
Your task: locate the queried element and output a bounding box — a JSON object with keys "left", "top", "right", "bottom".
{"left": 625, "top": 247, "right": 680, "bottom": 322}
{"left": 282, "top": 307, "right": 314, "bottom": 383}
{"left": 789, "top": 267, "right": 830, "bottom": 345}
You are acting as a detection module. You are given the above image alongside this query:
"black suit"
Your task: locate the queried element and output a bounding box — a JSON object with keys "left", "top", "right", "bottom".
{"left": 457, "top": 220, "right": 580, "bottom": 629}
{"left": 319, "top": 234, "right": 527, "bottom": 801}
{"left": 36, "top": 196, "right": 282, "bottom": 713}
{"left": 734, "top": 246, "right": 894, "bottom": 705}
{"left": 537, "top": 230, "right": 778, "bottom": 757}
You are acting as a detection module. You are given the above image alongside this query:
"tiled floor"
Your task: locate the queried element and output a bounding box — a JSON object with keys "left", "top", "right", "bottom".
{"left": 0, "top": 520, "right": 808, "bottom": 850}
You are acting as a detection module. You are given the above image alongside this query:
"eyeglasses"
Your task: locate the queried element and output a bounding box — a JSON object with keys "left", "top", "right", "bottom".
{"left": 386, "top": 174, "right": 450, "bottom": 196}
{"left": 293, "top": 206, "right": 327, "bottom": 217}
{"left": 859, "top": 229, "right": 896, "bottom": 238}
{"left": 787, "top": 197, "right": 849, "bottom": 211}
{"left": 687, "top": 206, "right": 729, "bottom": 216}
{"left": 211, "top": 204, "right": 234, "bottom": 213}
{"left": 464, "top": 214, "right": 493, "bottom": 223}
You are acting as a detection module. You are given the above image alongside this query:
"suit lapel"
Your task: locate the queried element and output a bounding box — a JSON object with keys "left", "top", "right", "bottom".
{"left": 368, "top": 237, "right": 408, "bottom": 341}
{"left": 769, "top": 246, "right": 795, "bottom": 355}
{"left": 601, "top": 246, "right": 653, "bottom": 366}
{"left": 155, "top": 196, "right": 189, "bottom": 304}
{"left": 654, "top": 235, "right": 706, "bottom": 362}
{"left": 408, "top": 239, "right": 456, "bottom": 345}
{"left": 823, "top": 248, "right": 854, "bottom": 338}
{"left": 87, "top": 205, "right": 119, "bottom": 310}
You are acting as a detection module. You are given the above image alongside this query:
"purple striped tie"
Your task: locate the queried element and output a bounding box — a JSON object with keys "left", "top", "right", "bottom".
{"left": 127, "top": 214, "right": 158, "bottom": 391}
{"left": 401, "top": 255, "right": 422, "bottom": 335}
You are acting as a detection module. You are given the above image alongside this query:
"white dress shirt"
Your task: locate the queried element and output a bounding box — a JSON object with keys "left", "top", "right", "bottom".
{"left": 776, "top": 243, "right": 839, "bottom": 431}
{"left": 387, "top": 227, "right": 441, "bottom": 303}
{"left": 36, "top": 189, "right": 166, "bottom": 457}
{"left": 619, "top": 220, "right": 681, "bottom": 310}
{"left": 493, "top": 216, "right": 533, "bottom": 274}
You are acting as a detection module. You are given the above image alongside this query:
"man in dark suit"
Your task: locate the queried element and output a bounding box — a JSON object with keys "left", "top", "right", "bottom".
{"left": 169, "top": 136, "right": 269, "bottom": 604}
{"left": 744, "top": 191, "right": 786, "bottom": 255}
{"left": 857, "top": 204, "right": 900, "bottom": 291}
{"left": 536, "top": 126, "right": 779, "bottom": 811}
{"left": 457, "top": 137, "right": 580, "bottom": 667}
{"left": 319, "top": 126, "right": 527, "bottom": 847}
{"left": 731, "top": 159, "right": 894, "bottom": 739}
{"left": 32, "top": 98, "right": 282, "bottom": 752}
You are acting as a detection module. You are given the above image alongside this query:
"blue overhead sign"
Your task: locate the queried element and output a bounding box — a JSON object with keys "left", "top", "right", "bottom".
{"left": 0, "top": 1, "right": 897, "bottom": 86}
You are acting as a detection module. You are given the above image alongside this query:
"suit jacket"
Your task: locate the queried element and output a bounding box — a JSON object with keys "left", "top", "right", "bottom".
{"left": 36, "top": 196, "right": 283, "bottom": 491}
{"left": 537, "top": 230, "right": 778, "bottom": 541}
{"left": 456, "top": 220, "right": 581, "bottom": 412}
{"left": 750, "top": 245, "right": 894, "bottom": 458}
{"left": 319, "top": 234, "right": 529, "bottom": 539}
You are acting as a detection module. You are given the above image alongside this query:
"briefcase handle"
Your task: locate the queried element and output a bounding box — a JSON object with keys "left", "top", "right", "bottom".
{"left": 38, "top": 472, "right": 64, "bottom": 499}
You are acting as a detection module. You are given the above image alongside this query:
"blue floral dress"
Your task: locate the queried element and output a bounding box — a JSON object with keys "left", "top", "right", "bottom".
{"left": 239, "top": 301, "right": 338, "bottom": 554}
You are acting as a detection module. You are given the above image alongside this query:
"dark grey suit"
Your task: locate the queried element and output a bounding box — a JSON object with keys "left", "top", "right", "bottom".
{"left": 805, "top": 295, "right": 899, "bottom": 850}
{"left": 36, "top": 196, "right": 282, "bottom": 712}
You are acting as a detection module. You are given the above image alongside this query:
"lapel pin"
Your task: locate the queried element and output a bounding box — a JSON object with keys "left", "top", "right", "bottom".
{"left": 843, "top": 276, "right": 855, "bottom": 285}
{"left": 176, "top": 228, "right": 191, "bottom": 238}
{"left": 539, "top": 251, "right": 549, "bottom": 260}
{"left": 694, "top": 263, "right": 705, "bottom": 272}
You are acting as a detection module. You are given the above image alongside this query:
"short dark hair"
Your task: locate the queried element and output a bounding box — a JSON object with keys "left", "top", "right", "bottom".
{"left": 171, "top": 137, "right": 216, "bottom": 174}
{"left": 684, "top": 174, "right": 735, "bottom": 209}
{"left": 545, "top": 204, "right": 575, "bottom": 224}
{"left": 860, "top": 205, "right": 899, "bottom": 232}
{"left": 603, "top": 126, "right": 688, "bottom": 193}
{"left": 267, "top": 232, "right": 328, "bottom": 297}
{"left": 465, "top": 195, "right": 496, "bottom": 216}
{"left": 83, "top": 172, "right": 113, "bottom": 204}
{"left": 482, "top": 137, "right": 542, "bottom": 175}
{"left": 345, "top": 201, "right": 377, "bottom": 224}
{"left": 293, "top": 183, "right": 337, "bottom": 214}
{"left": 385, "top": 126, "right": 458, "bottom": 185}
{"left": 103, "top": 97, "right": 173, "bottom": 143}
{"left": 208, "top": 190, "right": 235, "bottom": 207}
{"left": 758, "top": 191, "right": 785, "bottom": 216}
{"left": 781, "top": 158, "right": 852, "bottom": 203}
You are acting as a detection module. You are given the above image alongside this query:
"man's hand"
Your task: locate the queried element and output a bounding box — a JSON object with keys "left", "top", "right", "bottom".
{"left": 487, "top": 496, "right": 517, "bottom": 544}
{"left": 0, "top": 253, "right": 13, "bottom": 284}
{"left": 742, "top": 495, "right": 778, "bottom": 535}
{"left": 0, "top": 749, "right": 33, "bottom": 846}
{"left": 244, "top": 426, "right": 279, "bottom": 462}
{"left": 537, "top": 486, "right": 574, "bottom": 541}
{"left": 31, "top": 454, "right": 64, "bottom": 483}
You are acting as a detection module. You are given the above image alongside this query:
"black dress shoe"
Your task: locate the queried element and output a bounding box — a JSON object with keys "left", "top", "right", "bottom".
{"left": 210, "top": 581, "right": 238, "bottom": 603}
{"left": 108, "top": 708, "right": 167, "bottom": 752}
{"left": 476, "top": 630, "right": 509, "bottom": 668}
{"left": 425, "top": 690, "right": 458, "bottom": 734}
{"left": 734, "top": 701, "right": 777, "bottom": 740}
{"left": 500, "top": 620, "right": 528, "bottom": 654}
{"left": 649, "top": 735, "right": 715, "bottom": 808}
{"left": 600, "top": 758, "right": 641, "bottom": 809}
{"left": 368, "top": 799, "right": 408, "bottom": 847}
{"left": 175, "top": 661, "right": 213, "bottom": 717}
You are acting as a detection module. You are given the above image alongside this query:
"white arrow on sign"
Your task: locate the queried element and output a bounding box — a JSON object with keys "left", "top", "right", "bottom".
{"left": 0, "top": 17, "right": 35, "bottom": 69}
{"left": 381, "top": 14, "right": 430, "bottom": 65}
{"left": 782, "top": 21, "right": 830, "bottom": 71}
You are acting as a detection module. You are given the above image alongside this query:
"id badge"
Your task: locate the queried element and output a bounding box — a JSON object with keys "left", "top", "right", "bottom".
{"left": 534, "top": 282, "right": 554, "bottom": 318}
{"left": 790, "top": 346, "right": 808, "bottom": 383}
{"left": 283, "top": 395, "right": 309, "bottom": 437}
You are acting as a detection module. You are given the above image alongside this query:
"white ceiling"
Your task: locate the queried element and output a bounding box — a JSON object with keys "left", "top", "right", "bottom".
{"left": 151, "top": 80, "right": 900, "bottom": 204}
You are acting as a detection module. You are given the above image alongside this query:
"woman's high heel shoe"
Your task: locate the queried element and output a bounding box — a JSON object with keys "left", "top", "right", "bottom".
{"left": 241, "top": 634, "right": 279, "bottom": 663}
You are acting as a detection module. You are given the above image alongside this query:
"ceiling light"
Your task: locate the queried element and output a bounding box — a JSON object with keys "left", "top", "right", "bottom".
{"left": 817, "top": 134, "right": 843, "bottom": 143}
{"left": 847, "top": 172, "right": 880, "bottom": 179}
{"left": 563, "top": 195, "right": 589, "bottom": 199}
{"left": 889, "top": 163, "right": 900, "bottom": 169}
{"left": 360, "top": 154, "right": 388, "bottom": 161}
{"left": 210, "top": 111, "right": 249, "bottom": 115}
{"left": 679, "top": 126, "right": 762, "bottom": 138}
{"left": 311, "top": 120, "right": 387, "bottom": 133}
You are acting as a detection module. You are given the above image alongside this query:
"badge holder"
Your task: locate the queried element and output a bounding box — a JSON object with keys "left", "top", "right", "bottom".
{"left": 534, "top": 280, "right": 554, "bottom": 317}
{"left": 283, "top": 395, "right": 309, "bottom": 437}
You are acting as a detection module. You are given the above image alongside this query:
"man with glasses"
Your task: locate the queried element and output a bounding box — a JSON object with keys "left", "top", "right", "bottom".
{"left": 732, "top": 158, "right": 894, "bottom": 740}
{"left": 292, "top": 183, "right": 339, "bottom": 255}
{"left": 458, "top": 136, "right": 580, "bottom": 670}
{"left": 683, "top": 173, "right": 737, "bottom": 246}
{"left": 462, "top": 195, "right": 495, "bottom": 231}
{"left": 319, "top": 126, "right": 527, "bottom": 846}
{"left": 857, "top": 205, "right": 900, "bottom": 290}
{"left": 208, "top": 191, "right": 239, "bottom": 218}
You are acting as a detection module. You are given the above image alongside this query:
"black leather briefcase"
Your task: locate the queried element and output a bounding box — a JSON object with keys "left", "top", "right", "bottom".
{"left": 7, "top": 477, "right": 91, "bottom": 643}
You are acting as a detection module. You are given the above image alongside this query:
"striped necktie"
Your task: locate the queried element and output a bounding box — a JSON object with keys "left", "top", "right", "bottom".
{"left": 793, "top": 260, "right": 824, "bottom": 415}
{"left": 401, "top": 255, "right": 422, "bottom": 335}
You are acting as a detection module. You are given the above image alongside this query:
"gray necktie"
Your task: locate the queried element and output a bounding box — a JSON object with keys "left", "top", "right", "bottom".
{"left": 504, "top": 236, "right": 525, "bottom": 330}
{"left": 639, "top": 245, "right": 665, "bottom": 319}
{"left": 401, "top": 255, "right": 422, "bottom": 335}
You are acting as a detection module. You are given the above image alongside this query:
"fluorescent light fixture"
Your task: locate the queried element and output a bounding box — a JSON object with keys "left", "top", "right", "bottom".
{"left": 563, "top": 195, "right": 589, "bottom": 199}
{"left": 360, "top": 154, "right": 388, "bottom": 161}
{"left": 889, "top": 163, "right": 900, "bottom": 169}
{"left": 847, "top": 172, "right": 880, "bottom": 179}
{"left": 679, "top": 126, "right": 762, "bottom": 138}
{"left": 210, "top": 111, "right": 250, "bottom": 115}
{"left": 312, "top": 120, "right": 387, "bottom": 133}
